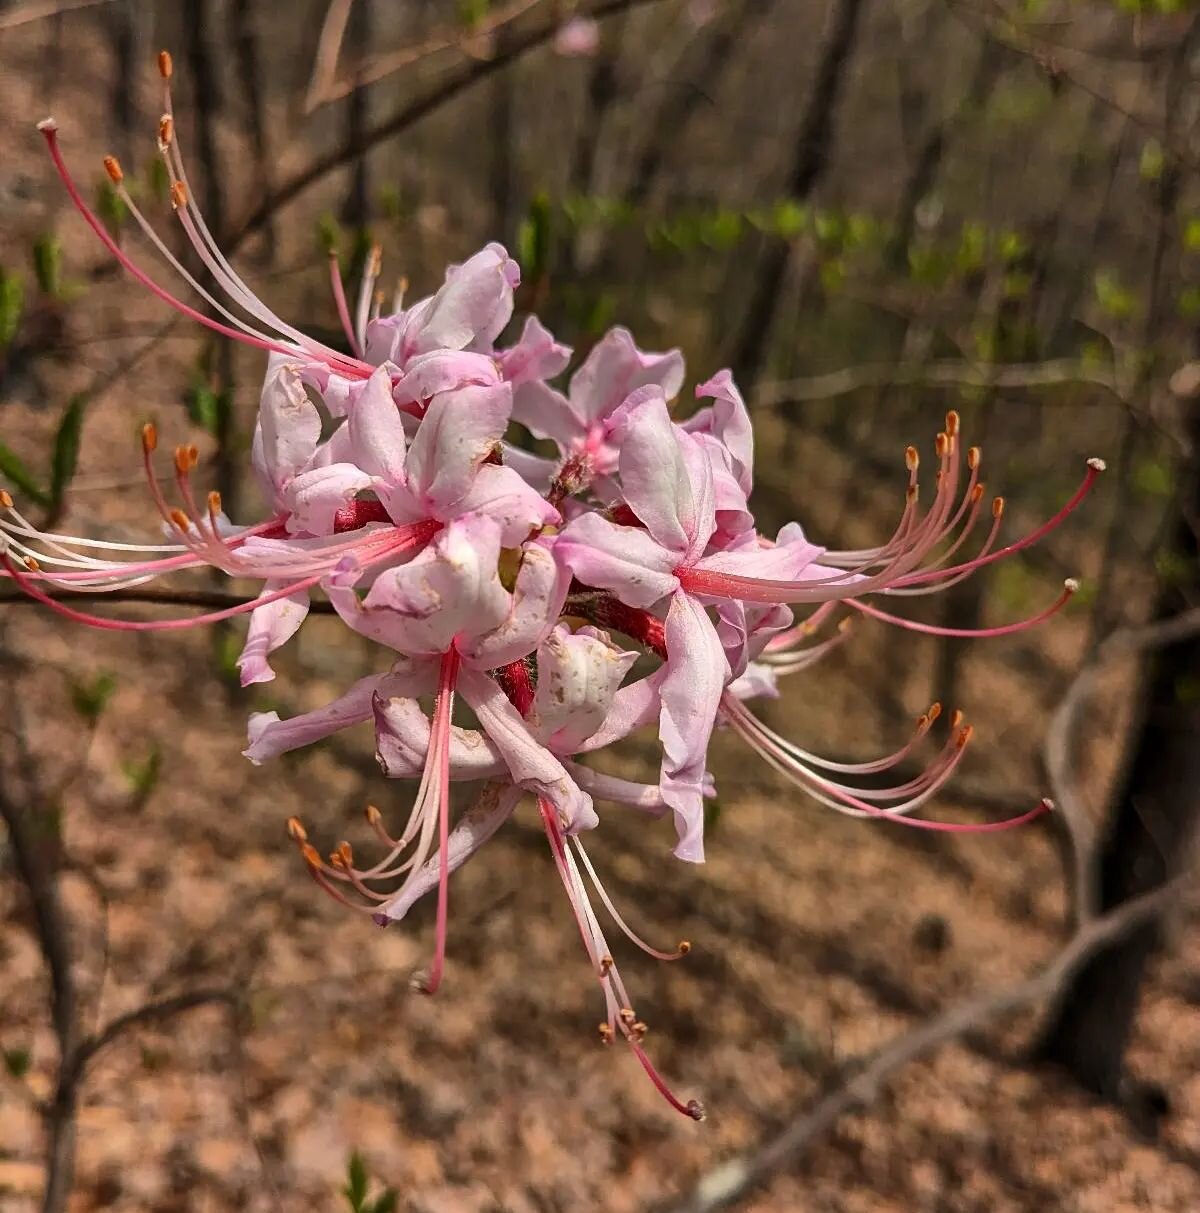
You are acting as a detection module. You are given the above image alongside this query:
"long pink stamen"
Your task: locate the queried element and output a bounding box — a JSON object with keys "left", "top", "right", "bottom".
{"left": 423, "top": 647, "right": 461, "bottom": 996}
{"left": 328, "top": 254, "right": 363, "bottom": 357}
{"left": 848, "top": 579, "right": 1078, "bottom": 637}
{"left": 38, "top": 123, "right": 329, "bottom": 364}
{"left": 2, "top": 551, "right": 319, "bottom": 631}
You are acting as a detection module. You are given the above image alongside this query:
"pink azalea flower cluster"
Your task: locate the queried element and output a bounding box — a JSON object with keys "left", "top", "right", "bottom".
{"left": 2, "top": 57, "right": 1105, "bottom": 1118}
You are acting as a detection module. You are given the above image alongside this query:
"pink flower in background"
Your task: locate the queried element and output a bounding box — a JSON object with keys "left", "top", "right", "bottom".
{"left": 554, "top": 15, "right": 601, "bottom": 57}
{"left": 0, "top": 52, "right": 1110, "bottom": 1120}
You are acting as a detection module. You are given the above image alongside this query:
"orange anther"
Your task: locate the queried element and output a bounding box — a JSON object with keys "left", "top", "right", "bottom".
{"left": 170, "top": 181, "right": 188, "bottom": 209}
{"left": 970, "top": 483, "right": 985, "bottom": 504}
{"left": 928, "top": 701, "right": 942, "bottom": 722}
{"left": 992, "top": 496, "right": 1005, "bottom": 519}
{"left": 168, "top": 508, "right": 191, "bottom": 532}
{"left": 945, "top": 410, "right": 960, "bottom": 437}
{"left": 365, "top": 804, "right": 382, "bottom": 825}
{"left": 23, "top": 556, "right": 40, "bottom": 572}
{"left": 103, "top": 155, "right": 123, "bottom": 184}
{"left": 957, "top": 724, "right": 975, "bottom": 749}
{"left": 158, "top": 115, "right": 174, "bottom": 147}
{"left": 158, "top": 50, "right": 173, "bottom": 79}
{"left": 967, "top": 445, "right": 981, "bottom": 470}
{"left": 678, "top": 940, "right": 691, "bottom": 955}
{"left": 207, "top": 491, "right": 222, "bottom": 515}
{"left": 905, "top": 445, "right": 920, "bottom": 472}
{"left": 934, "top": 433, "right": 949, "bottom": 459}
{"left": 950, "top": 709, "right": 964, "bottom": 729}
{"left": 0, "top": 490, "right": 12, "bottom": 509}
{"left": 286, "top": 817, "right": 307, "bottom": 842}
{"left": 141, "top": 422, "right": 158, "bottom": 453}
{"left": 300, "top": 843, "right": 323, "bottom": 869}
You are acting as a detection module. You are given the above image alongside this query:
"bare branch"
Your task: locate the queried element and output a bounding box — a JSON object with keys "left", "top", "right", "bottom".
{"left": 225, "top": 0, "right": 667, "bottom": 254}
{"left": 1044, "top": 607, "right": 1200, "bottom": 925}
{"left": 60, "top": 989, "right": 238, "bottom": 1093}
{"left": 306, "top": 0, "right": 546, "bottom": 113}
{"left": 660, "top": 883, "right": 1182, "bottom": 1213}
{"left": 0, "top": 0, "right": 112, "bottom": 32}
{"left": 754, "top": 358, "right": 1126, "bottom": 406}
{"left": 305, "top": 0, "right": 355, "bottom": 112}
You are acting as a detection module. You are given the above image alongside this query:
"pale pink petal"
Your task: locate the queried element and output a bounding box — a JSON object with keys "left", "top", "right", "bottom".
{"left": 687, "top": 370, "right": 754, "bottom": 494}
{"left": 252, "top": 358, "right": 322, "bottom": 493}
{"left": 574, "top": 666, "right": 666, "bottom": 752}
{"left": 454, "top": 463, "right": 561, "bottom": 546}
{"left": 236, "top": 579, "right": 310, "bottom": 686}
{"left": 614, "top": 390, "right": 699, "bottom": 553}
{"left": 497, "top": 316, "right": 572, "bottom": 385}
{"left": 407, "top": 243, "right": 518, "bottom": 355}
{"left": 404, "top": 383, "right": 513, "bottom": 516}
{"left": 282, "top": 463, "right": 373, "bottom": 535}
{"left": 554, "top": 512, "right": 679, "bottom": 608}
{"left": 459, "top": 540, "right": 569, "bottom": 669}
{"left": 530, "top": 624, "right": 639, "bottom": 752}
{"left": 510, "top": 380, "right": 585, "bottom": 449}
{"left": 659, "top": 593, "right": 727, "bottom": 863}
{"left": 726, "top": 662, "right": 780, "bottom": 701}
{"left": 569, "top": 326, "right": 684, "bottom": 425}
{"left": 458, "top": 667, "right": 597, "bottom": 832}
{"left": 374, "top": 695, "right": 507, "bottom": 780}
{"left": 565, "top": 762, "right": 670, "bottom": 816}
{"left": 243, "top": 673, "right": 385, "bottom": 764}
{"left": 692, "top": 534, "right": 825, "bottom": 581}
{"left": 347, "top": 365, "right": 406, "bottom": 483}
{"left": 500, "top": 444, "right": 558, "bottom": 494}
{"left": 358, "top": 514, "right": 510, "bottom": 654}
{"left": 374, "top": 784, "right": 522, "bottom": 924}
{"left": 390, "top": 349, "right": 500, "bottom": 406}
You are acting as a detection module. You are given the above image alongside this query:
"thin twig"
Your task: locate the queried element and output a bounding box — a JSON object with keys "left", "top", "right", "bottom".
{"left": 660, "top": 882, "right": 1182, "bottom": 1213}
{"left": 755, "top": 358, "right": 1126, "bottom": 406}
{"left": 1044, "top": 607, "right": 1200, "bottom": 926}
{"left": 225, "top": 0, "right": 667, "bottom": 254}
{"left": 0, "top": 0, "right": 112, "bottom": 31}
{"left": 306, "top": 0, "right": 546, "bottom": 112}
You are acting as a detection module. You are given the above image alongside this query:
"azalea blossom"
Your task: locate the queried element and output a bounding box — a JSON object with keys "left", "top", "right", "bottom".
{"left": 0, "top": 55, "right": 1109, "bottom": 1120}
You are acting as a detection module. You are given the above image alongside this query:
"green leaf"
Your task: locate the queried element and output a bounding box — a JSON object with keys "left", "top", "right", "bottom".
{"left": 704, "top": 798, "right": 722, "bottom": 836}
{"left": 96, "top": 179, "right": 129, "bottom": 236}
{"left": 1094, "top": 269, "right": 1136, "bottom": 320}
{"left": 51, "top": 395, "right": 87, "bottom": 510}
{"left": 70, "top": 672, "right": 117, "bottom": 724}
{"left": 121, "top": 745, "right": 162, "bottom": 797}
{"left": 0, "top": 269, "right": 24, "bottom": 347}
{"left": 0, "top": 442, "right": 49, "bottom": 505}
{"left": 772, "top": 199, "right": 808, "bottom": 240}
{"left": 1139, "top": 138, "right": 1165, "bottom": 183}
{"left": 32, "top": 233, "right": 63, "bottom": 298}
{"left": 517, "top": 191, "right": 553, "bottom": 281}
{"left": 145, "top": 155, "right": 171, "bottom": 204}
{"left": 344, "top": 1151, "right": 369, "bottom": 1212}
{"left": 1132, "top": 456, "right": 1173, "bottom": 498}
{"left": 317, "top": 213, "right": 342, "bottom": 257}
{"left": 458, "top": 0, "right": 489, "bottom": 29}
{"left": 2, "top": 1047, "right": 31, "bottom": 1079}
